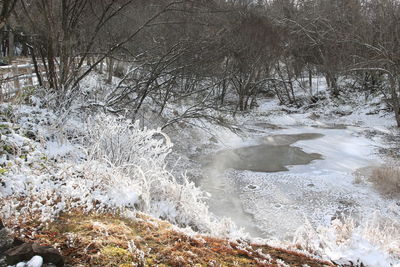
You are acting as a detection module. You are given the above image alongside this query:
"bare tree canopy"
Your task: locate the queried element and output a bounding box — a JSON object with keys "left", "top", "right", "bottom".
{"left": 1, "top": 0, "right": 399, "bottom": 126}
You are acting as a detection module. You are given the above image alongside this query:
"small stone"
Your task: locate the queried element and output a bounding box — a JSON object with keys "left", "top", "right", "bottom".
{"left": 16, "top": 262, "right": 27, "bottom": 267}
{"left": 32, "top": 244, "right": 64, "bottom": 267}
{"left": 247, "top": 185, "right": 257, "bottom": 190}
{"left": 4, "top": 243, "right": 34, "bottom": 265}
{"left": 26, "top": 255, "right": 44, "bottom": 267}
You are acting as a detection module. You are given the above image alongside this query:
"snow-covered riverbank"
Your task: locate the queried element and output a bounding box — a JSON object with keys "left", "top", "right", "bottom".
{"left": 190, "top": 95, "right": 400, "bottom": 266}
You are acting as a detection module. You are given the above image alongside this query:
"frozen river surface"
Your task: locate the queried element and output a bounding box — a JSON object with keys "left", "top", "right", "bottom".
{"left": 200, "top": 125, "right": 398, "bottom": 240}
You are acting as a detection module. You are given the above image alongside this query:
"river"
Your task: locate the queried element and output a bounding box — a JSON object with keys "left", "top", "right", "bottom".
{"left": 199, "top": 125, "right": 394, "bottom": 240}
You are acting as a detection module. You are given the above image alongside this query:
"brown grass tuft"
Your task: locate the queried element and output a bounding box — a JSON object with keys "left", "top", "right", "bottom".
{"left": 9, "top": 212, "right": 334, "bottom": 266}
{"left": 370, "top": 165, "right": 400, "bottom": 197}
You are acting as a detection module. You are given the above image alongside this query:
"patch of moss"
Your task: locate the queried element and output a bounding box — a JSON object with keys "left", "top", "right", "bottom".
{"left": 0, "top": 168, "right": 7, "bottom": 175}
{"left": 3, "top": 145, "right": 15, "bottom": 154}
{"left": 97, "top": 246, "right": 134, "bottom": 266}
{"left": 102, "top": 246, "right": 131, "bottom": 257}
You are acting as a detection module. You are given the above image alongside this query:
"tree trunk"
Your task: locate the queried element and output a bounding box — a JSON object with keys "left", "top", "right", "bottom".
{"left": 107, "top": 57, "right": 114, "bottom": 84}
{"left": 220, "top": 78, "right": 227, "bottom": 105}
{"left": 326, "top": 73, "right": 339, "bottom": 96}
{"left": 238, "top": 93, "right": 244, "bottom": 111}
{"left": 28, "top": 44, "right": 43, "bottom": 87}
{"left": 389, "top": 75, "right": 400, "bottom": 127}
{"left": 7, "top": 24, "right": 13, "bottom": 63}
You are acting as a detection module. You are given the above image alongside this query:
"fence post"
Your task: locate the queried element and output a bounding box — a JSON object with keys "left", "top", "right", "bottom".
{"left": 99, "top": 57, "right": 104, "bottom": 74}
{"left": 27, "top": 65, "right": 33, "bottom": 86}
{"left": 12, "top": 64, "right": 20, "bottom": 92}
{"left": 8, "top": 24, "right": 14, "bottom": 63}
{"left": 0, "top": 71, "right": 3, "bottom": 102}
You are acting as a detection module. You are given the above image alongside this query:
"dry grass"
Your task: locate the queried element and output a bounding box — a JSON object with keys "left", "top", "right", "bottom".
{"left": 370, "top": 165, "right": 400, "bottom": 197}
{"left": 293, "top": 214, "right": 400, "bottom": 265}
{"left": 8, "top": 212, "right": 334, "bottom": 267}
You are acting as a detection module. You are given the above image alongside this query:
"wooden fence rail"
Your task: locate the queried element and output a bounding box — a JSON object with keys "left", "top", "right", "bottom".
{"left": 0, "top": 57, "right": 101, "bottom": 101}
{"left": 0, "top": 57, "right": 63, "bottom": 101}
{"left": 0, "top": 63, "right": 43, "bottom": 101}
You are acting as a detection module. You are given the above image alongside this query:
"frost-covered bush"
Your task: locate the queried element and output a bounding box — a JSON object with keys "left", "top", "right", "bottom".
{"left": 83, "top": 115, "right": 219, "bottom": 232}
{"left": 85, "top": 115, "right": 172, "bottom": 167}
{"left": 293, "top": 215, "right": 400, "bottom": 266}
{"left": 0, "top": 110, "right": 236, "bottom": 236}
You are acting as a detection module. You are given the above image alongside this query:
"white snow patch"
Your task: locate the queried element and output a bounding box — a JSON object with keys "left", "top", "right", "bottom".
{"left": 26, "top": 256, "right": 43, "bottom": 267}
{"left": 44, "top": 140, "right": 77, "bottom": 158}
{"left": 10, "top": 256, "right": 44, "bottom": 267}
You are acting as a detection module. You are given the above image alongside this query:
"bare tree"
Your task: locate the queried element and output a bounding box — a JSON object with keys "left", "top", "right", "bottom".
{"left": 350, "top": 0, "right": 400, "bottom": 126}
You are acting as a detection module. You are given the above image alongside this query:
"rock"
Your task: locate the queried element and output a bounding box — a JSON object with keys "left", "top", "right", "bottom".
{"left": 0, "top": 225, "right": 13, "bottom": 254}
{"left": 307, "top": 112, "right": 320, "bottom": 120}
{"left": 333, "top": 110, "right": 352, "bottom": 116}
{"left": 32, "top": 244, "right": 64, "bottom": 267}
{"left": 247, "top": 185, "right": 257, "bottom": 190}
{"left": 16, "top": 262, "right": 27, "bottom": 267}
{"left": 4, "top": 243, "right": 34, "bottom": 265}
{"left": 26, "top": 255, "right": 44, "bottom": 267}
{"left": 366, "top": 110, "right": 379, "bottom": 115}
